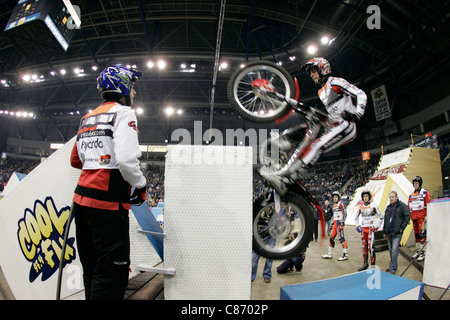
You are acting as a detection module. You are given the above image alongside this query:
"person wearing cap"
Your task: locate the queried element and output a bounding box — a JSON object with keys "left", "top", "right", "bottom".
{"left": 408, "top": 176, "right": 431, "bottom": 262}
{"left": 70, "top": 65, "right": 147, "bottom": 299}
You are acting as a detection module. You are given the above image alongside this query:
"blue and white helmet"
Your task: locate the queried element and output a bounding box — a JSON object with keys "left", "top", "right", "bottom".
{"left": 97, "top": 65, "right": 142, "bottom": 97}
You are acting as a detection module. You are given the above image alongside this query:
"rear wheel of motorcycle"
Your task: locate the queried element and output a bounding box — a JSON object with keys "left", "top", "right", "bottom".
{"left": 227, "top": 60, "right": 296, "bottom": 124}
{"left": 252, "top": 192, "right": 314, "bottom": 260}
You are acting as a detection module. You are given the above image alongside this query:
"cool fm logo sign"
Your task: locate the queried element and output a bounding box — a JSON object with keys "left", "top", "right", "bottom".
{"left": 17, "top": 197, "right": 76, "bottom": 282}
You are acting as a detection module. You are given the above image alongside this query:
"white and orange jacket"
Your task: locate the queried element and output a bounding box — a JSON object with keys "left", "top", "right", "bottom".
{"left": 70, "top": 101, "right": 146, "bottom": 210}
{"left": 318, "top": 76, "right": 367, "bottom": 124}
{"left": 355, "top": 201, "right": 384, "bottom": 229}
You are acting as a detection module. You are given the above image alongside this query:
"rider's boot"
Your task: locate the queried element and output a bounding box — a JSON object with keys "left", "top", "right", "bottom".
{"left": 259, "top": 173, "right": 289, "bottom": 196}
{"left": 337, "top": 247, "right": 348, "bottom": 261}
{"left": 278, "top": 139, "right": 292, "bottom": 152}
{"left": 358, "top": 255, "right": 369, "bottom": 271}
{"left": 412, "top": 243, "right": 421, "bottom": 259}
{"left": 417, "top": 244, "right": 425, "bottom": 262}
{"left": 321, "top": 246, "right": 333, "bottom": 259}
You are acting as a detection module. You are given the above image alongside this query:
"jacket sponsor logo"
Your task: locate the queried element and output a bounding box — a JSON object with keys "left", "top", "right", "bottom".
{"left": 17, "top": 197, "right": 76, "bottom": 282}
{"left": 128, "top": 121, "right": 137, "bottom": 131}
{"left": 80, "top": 138, "right": 104, "bottom": 151}
{"left": 100, "top": 154, "right": 111, "bottom": 165}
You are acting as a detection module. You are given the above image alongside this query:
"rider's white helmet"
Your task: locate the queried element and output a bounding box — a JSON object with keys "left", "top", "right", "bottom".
{"left": 301, "top": 57, "right": 332, "bottom": 77}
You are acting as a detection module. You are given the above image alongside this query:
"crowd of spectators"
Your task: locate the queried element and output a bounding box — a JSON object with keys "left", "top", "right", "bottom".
{"left": 305, "top": 156, "right": 380, "bottom": 205}
{"left": 0, "top": 158, "right": 40, "bottom": 190}
{"left": 144, "top": 164, "right": 165, "bottom": 207}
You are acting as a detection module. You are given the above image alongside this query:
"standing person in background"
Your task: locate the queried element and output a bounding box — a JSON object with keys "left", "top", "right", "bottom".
{"left": 322, "top": 191, "right": 348, "bottom": 261}
{"left": 383, "top": 191, "right": 410, "bottom": 274}
{"left": 355, "top": 190, "right": 383, "bottom": 271}
{"left": 70, "top": 65, "right": 147, "bottom": 300}
{"left": 322, "top": 200, "right": 333, "bottom": 236}
{"left": 312, "top": 205, "right": 320, "bottom": 242}
{"left": 408, "top": 176, "right": 431, "bottom": 262}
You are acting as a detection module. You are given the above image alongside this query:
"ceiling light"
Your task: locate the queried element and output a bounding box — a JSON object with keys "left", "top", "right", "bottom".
{"left": 240, "top": 63, "right": 246, "bottom": 68}
{"left": 157, "top": 60, "right": 166, "bottom": 70}
{"left": 50, "top": 71, "right": 56, "bottom": 76}
{"left": 22, "top": 75, "right": 31, "bottom": 82}
{"left": 74, "top": 68, "right": 80, "bottom": 74}
{"left": 180, "top": 63, "right": 186, "bottom": 69}
{"left": 289, "top": 56, "right": 296, "bottom": 61}
{"left": 220, "top": 62, "right": 228, "bottom": 69}
{"left": 136, "top": 107, "right": 144, "bottom": 115}
{"left": 307, "top": 45, "right": 318, "bottom": 54}
{"left": 60, "top": 69, "right": 66, "bottom": 75}
{"left": 320, "top": 36, "right": 330, "bottom": 45}
{"left": 91, "top": 65, "right": 98, "bottom": 71}
{"left": 146, "top": 61, "right": 154, "bottom": 68}
{"left": 165, "top": 106, "right": 174, "bottom": 116}
{"left": 177, "top": 109, "right": 183, "bottom": 115}
{"left": 190, "top": 64, "right": 196, "bottom": 68}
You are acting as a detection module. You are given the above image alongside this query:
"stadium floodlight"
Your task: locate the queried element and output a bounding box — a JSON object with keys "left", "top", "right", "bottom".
{"left": 307, "top": 45, "right": 318, "bottom": 54}
{"left": 157, "top": 60, "right": 166, "bottom": 70}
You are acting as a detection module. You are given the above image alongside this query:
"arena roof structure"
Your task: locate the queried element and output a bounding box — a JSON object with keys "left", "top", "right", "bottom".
{"left": 0, "top": 0, "right": 449, "bottom": 147}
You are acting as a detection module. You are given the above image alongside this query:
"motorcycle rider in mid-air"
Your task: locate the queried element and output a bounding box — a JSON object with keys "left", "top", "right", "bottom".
{"left": 262, "top": 57, "right": 367, "bottom": 195}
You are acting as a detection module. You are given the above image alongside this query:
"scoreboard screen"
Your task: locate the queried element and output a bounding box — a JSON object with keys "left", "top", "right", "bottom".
{"left": 4, "top": 0, "right": 79, "bottom": 55}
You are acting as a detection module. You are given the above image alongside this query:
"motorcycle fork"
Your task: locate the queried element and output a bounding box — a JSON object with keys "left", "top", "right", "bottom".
{"left": 273, "top": 190, "right": 284, "bottom": 234}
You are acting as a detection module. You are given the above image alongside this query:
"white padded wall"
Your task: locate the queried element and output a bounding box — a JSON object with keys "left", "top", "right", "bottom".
{"left": 423, "top": 200, "right": 450, "bottom": 289}
{"left": 164, "top": 145, "right": 253, "bottom": 299}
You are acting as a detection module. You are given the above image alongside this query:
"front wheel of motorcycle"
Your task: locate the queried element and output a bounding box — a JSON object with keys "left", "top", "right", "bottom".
{"left": 227, "top": 60, "right": 296, "bottom": 124}
{"left": 253, "top": 192, "right": 314, "bottom": 260}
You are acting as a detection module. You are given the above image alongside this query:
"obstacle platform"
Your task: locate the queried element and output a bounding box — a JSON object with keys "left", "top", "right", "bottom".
{"left": 280, "top": 271, "right": 424, "bottom": 300}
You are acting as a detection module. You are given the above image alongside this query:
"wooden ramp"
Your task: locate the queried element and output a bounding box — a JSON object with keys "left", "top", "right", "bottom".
{"left": 125, "top": 272, "right": 164, "bottom": 300}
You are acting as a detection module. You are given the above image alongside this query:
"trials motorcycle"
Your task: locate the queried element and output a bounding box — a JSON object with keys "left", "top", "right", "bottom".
{"left": 227, "top": 60, "right": 326, "bottom": 260}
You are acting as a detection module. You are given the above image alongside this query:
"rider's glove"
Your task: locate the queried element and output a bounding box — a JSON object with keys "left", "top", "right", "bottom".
{"left": 342, "top": 111, "right": 360, "bottom": 122}
{"left": 130, "top": 186, "right": 147, "bottom": 205}
{"left": 356, "top": 226, "right": 362, "bottom": 233}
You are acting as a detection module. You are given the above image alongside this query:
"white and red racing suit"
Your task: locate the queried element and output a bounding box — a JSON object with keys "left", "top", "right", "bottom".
{"left": 302, "top": 76, "right": 367, "bottom": 166}
{"left": 408, "top": 188, "right": 431, "bottom": 245}
{"left": 355, "top": 201, "right": 383, "bottom": 265}
{"left": 70, "top": 101, "right": 147, "bottom": 210}
{"left": 329, "top": 200, "right": 348, "bottom": 249}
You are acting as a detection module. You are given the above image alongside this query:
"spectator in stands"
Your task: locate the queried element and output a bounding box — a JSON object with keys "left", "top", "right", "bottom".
{"left": 383, "top": 191, "right": 410, "bottom": 274}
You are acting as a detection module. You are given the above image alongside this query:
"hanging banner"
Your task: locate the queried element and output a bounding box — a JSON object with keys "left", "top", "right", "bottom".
{"left": 371, "top": 85, "right": 391, "bottom": 121}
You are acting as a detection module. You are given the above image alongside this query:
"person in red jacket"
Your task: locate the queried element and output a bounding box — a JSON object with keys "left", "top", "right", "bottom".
{"left": 408, "top": 176, "right": 431, "bottom": 262}
{"left": 70, "top": 65, "right": 147, "bottom": 300}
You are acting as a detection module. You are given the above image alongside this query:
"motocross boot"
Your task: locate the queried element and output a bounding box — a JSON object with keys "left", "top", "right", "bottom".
{"left": 358, "top": 255, "right": 369, "bottom": 271}
{"left": 321, "top": 246, "right": 333, "bottom": 259}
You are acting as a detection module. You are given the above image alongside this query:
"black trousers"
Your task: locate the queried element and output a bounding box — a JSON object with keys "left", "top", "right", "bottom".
{"left": 73, "top": 203, "right": 130, "bottom": 300}
{"left": 312, "top": 219, "right": 319, "bottom": 240}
